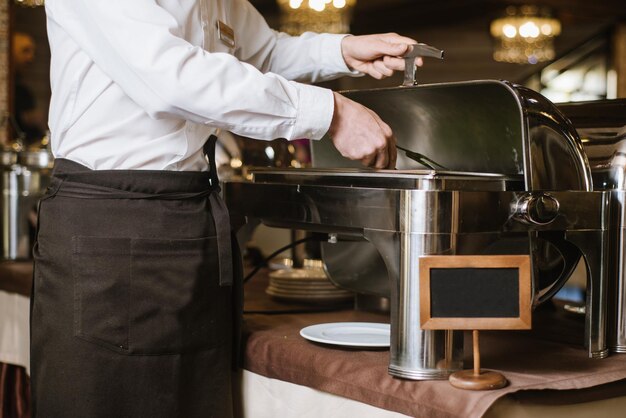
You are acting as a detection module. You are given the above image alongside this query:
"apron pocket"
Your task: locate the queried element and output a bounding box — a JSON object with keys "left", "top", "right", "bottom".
{"left": 73, "top": 235, "right": 229, "bottom": 355}
{"left": 73, "top": 236, "right": 131, "bottom": 353}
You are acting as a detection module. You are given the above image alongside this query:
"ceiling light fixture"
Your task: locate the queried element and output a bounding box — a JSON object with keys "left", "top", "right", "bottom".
{"left": 14, "top": 0, "right": 44, "bottom": 6}
{"left": 276, "top": 0, "right": 357, "bottom": 35}
{"left": 490, "top": 5, "right": 561, "bottom": 64}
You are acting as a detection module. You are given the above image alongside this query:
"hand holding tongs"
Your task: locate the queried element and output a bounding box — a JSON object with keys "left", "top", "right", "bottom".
{"left": 396, "top": 145, "right": 448, "bottom": 170}
{"left": 402, "top": 43, "right": 444, "bottom": 86}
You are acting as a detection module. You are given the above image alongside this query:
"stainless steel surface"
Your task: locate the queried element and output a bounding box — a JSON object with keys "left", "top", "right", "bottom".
{"left": 1, "top": 148, "right": 52, "bottom": 260}
{"left": 402, "top": 43, "right": 444, "bottom": 87}
{"left": 226, "top": 83, "right": 610, "bottom": 381}
{"left": 251, "top": 168, "right": 523, "bottom": 191}
{"left": 18, "top": 149, "right": 53, "bottom": 168}
{"left": 562, "top": 99, "right": 626, "bottom": 354}
{"left": 311, "top": 80, "right": 592, "bottom": 192}
{"left": 403, "top": 43, "right": 445, "bottom": 60}
{"left": 354, "top": 294, "right": 390, "bottom": 313}
{"left": 512, "top": 193, "right": 561, "bottom": 225}
{"left": 513, "top": 86, "right": 593, "bottom": 192}
{"left": 610, "top": 190, "right": 626, "bottom": 353}
{"left": 565, "top": 229, "right": 610, "bottom": 359}
{"left": 226, "top": 176, "right": 610, "bottom": 376}
{"left": 308, "top": 82, "right": 600, "bottom": 360}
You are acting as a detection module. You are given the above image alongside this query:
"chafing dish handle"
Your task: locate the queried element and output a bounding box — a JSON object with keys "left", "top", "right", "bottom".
{"left": 402, "top": 43, "right": 444, "bottom": 86}
{"left": 535, "top": 231, "right": 582, "bottom": 305}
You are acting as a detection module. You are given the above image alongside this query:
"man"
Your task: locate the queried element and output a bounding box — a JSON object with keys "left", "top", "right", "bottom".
{"left": 34, "top": 1, "right": 416, "bottom": 417}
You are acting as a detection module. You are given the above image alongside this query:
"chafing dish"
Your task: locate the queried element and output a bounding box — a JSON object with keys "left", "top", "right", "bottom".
{"left": 225, "top": 80, "right": 610, "bottom": 380}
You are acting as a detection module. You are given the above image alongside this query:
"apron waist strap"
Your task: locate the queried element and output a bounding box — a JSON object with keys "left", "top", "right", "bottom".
{"left": 42, "top": 135, "right": 233, "bottom": 287}
{"left": 48, "top": 135, "right": 221, "bottom": 200}
{"left": 52, "top": 179, "right": 217, "bottom": 200}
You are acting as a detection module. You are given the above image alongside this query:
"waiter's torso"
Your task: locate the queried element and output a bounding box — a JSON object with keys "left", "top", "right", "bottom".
{"left": 46, "top": 0, "right": 349, "bottom": 172}
{"left": 46, "top": 0, "right": 236, "bottom": 171}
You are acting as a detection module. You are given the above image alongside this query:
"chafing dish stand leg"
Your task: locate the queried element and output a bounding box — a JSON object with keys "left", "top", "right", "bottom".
{"left": 608, "top": 191, "right": 626, "bottom": 354}
{"left": 567, "top": 231, "right": 610, "bottom": 359}
{"left": 365, "top": 230, "right": 464, "bottom": 380}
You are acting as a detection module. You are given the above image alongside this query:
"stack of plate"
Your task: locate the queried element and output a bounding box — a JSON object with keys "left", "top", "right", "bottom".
{"left": 266, "top": 263, "right": 353, "bottom": 304}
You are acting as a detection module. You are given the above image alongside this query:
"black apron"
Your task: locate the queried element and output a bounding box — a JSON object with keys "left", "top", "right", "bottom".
{"left": 31, "top": 137, "right": 241, "bottom": 418}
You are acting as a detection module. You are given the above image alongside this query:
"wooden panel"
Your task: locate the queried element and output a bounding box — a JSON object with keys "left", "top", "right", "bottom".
{"left": 0, "top": 0, "right": 8, "bottom": 145}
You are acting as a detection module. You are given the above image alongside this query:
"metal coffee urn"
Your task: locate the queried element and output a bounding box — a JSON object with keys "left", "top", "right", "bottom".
{"left": 1, "top": 147, "right": 53, "bottom": 260}
{"left": 225, "top": 80, "right": 611, "bottom": 380}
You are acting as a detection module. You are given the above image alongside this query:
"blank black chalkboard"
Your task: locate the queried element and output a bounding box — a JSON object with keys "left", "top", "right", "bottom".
{"left": 430, "top": 268, "right": 519, "bottom": 318}
{"left": 420, "top": 255, "right": 531, "bottom": 330}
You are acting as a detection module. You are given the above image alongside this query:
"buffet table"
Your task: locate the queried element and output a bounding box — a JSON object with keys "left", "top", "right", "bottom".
{"left": 238, "top": 269, "right": 626, "bottom": 418}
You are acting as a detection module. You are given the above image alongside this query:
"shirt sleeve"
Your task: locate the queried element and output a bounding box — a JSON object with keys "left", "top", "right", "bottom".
{"left": 231, "top": 0, "right": 360, "bottom": 83}
{"left": 45, "top": 0, "right": 353, "bottom": 141}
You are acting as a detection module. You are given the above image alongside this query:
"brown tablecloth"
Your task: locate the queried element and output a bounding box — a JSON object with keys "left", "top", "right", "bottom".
{"left": 242, "top": 270, "right": 626, "bottom": 418}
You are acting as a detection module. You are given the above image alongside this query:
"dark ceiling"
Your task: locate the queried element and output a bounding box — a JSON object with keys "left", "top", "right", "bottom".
{"left": 250, "top": 0, "right": 626, "bottom": 87}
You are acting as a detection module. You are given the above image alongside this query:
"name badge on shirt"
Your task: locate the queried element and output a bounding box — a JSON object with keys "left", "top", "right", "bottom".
{"left": 217, "top": 20, "right": 236, "bottom": 49}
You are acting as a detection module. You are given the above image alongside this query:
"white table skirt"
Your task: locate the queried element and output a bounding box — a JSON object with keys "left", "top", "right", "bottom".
{"left": 237, "top": 370, "right": 410, "bottom": 418}
{"left": 238, "top": 370, "right": 626, "bottom": 418}
{"left": 0, "top": 290, "right": 30, "bottom": 374}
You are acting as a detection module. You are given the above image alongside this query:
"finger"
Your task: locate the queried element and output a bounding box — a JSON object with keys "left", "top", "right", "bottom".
{"left": 380, "top": 52, "right": 424, "bottom": 71}
{"left": 365, "top": 66, "right": 385, "bottom": 80}
{"left": 374, "top": 147, "right": 389, "bottom": 169}
{"left": 371, "top": 113, "right": 396, "bottom": 169}
{"left": 383, "top": 56, "right": 406, "bottom": 71}
{"left": 368, "top": 109, "right": 393, "bottom": 138}
{"left": 361, "top": 152, "right": 376, "bottom": 168}
{"left": 388, "top": 138, "right": 398, "bottom": 169}
{"left": 369, "top": 38, "right": 412, "bottom": 58}
{"left": 380, "top": 32, "right": 418, "bottom": 46}
{"left": 373, "top": 59, "right": 393, "bottom": 77}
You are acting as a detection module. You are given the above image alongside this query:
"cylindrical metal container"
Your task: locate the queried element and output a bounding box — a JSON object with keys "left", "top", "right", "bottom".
{"left": 1, "top": 148, "right": 53, "bottom": 260}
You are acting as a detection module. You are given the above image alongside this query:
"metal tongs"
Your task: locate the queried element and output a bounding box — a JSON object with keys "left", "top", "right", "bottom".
{"left": 396, "top": 145, "right": 448, "bottom": 170}
{"left": 402, "top": 43, "right": 444, "bottom": 86}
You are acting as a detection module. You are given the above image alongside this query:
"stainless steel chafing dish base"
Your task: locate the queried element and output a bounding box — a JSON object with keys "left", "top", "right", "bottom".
{"left": 226, "top": 80, "right": 611, "bottom": 380}
{"left": 226, "top": 169, "right": 610, "bottom": 379}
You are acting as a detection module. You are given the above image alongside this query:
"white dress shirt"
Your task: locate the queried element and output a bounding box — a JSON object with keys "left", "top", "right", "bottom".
{"left": 45, "top": 0, "right": 358, "bottom": 170}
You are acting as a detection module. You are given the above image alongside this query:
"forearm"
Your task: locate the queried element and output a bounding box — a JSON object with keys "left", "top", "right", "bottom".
{"left": 262, "top": 32, "right": 360, "bottom": 83}
{"left": 232, "top": 0, "right": 360, "bottom": 83}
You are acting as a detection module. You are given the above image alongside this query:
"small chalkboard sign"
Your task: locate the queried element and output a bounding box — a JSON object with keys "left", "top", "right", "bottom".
{"left": 419, "top": 255, "right": 532, "bottom": 391}
{"left": 420, "top": 255, "right": 531, "bottom": 330}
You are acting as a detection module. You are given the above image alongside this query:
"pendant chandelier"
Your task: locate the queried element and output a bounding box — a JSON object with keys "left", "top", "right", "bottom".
{"left": 14, "top": 0, "right": 45, "bottom": 6}
{"left": 490, "top": 5, "right": 561, "bottom": 64}
{"left": 277, "top": 0, "right": 357, "bottom": 35}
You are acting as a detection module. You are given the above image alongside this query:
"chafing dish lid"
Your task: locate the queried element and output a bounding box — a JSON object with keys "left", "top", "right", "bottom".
{"left": 311, "top": 80, "right": 591, "bottom": 192}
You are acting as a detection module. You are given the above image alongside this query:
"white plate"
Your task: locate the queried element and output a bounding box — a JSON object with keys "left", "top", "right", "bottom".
{"left": 300, "top": 322, "right": 390, "bottom": 348}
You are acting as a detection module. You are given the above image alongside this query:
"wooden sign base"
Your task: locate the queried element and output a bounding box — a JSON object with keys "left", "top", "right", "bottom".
{"left": 449, "top": 330, "right": 507, "bottom": 391}
{"left": 449, "top": 369, "right": 507, "bottom": 390}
